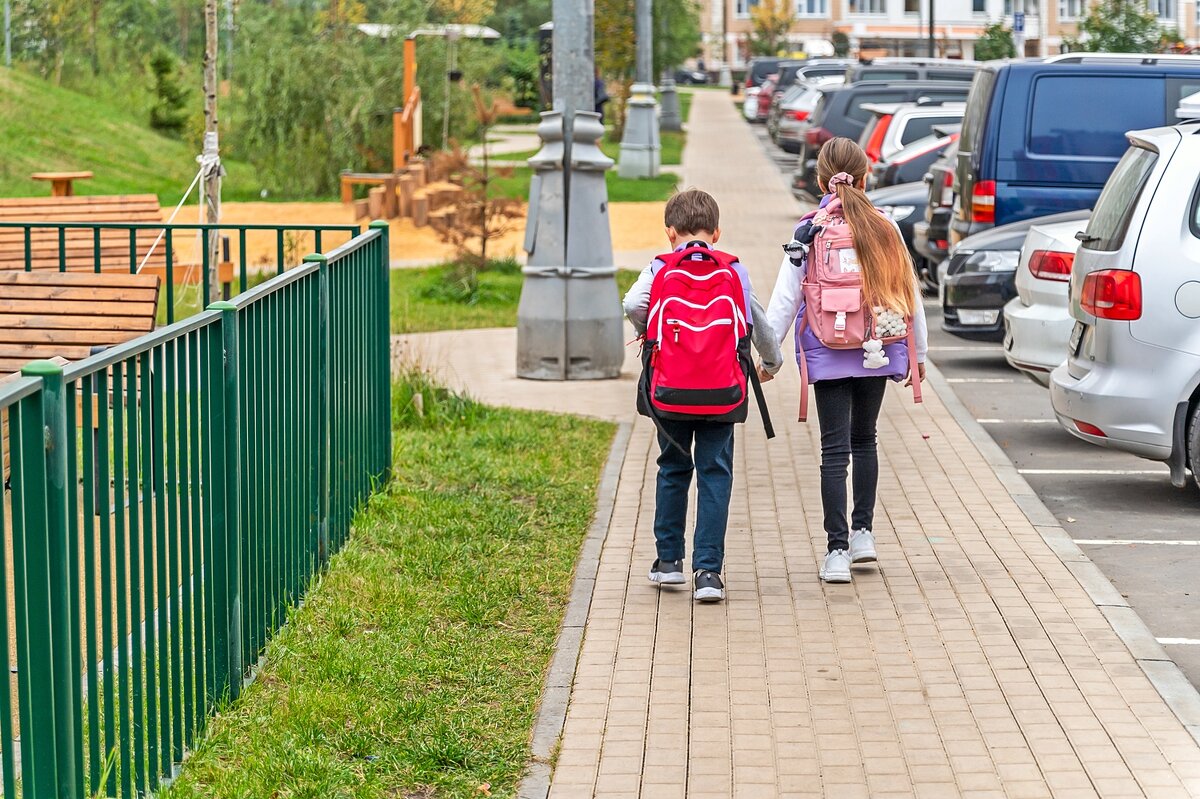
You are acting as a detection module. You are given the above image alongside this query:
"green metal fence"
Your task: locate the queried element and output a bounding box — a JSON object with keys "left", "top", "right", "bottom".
{"left": 0, "top": 222, "right": 392, "bottom": 797}
{"left": 0, "top": 221, "right": 362, "bottom": 323}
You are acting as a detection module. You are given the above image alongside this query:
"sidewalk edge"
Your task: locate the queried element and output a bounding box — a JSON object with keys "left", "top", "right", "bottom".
{"left": 924, "top": 362, "right": 1200, "bottom": 747}
{"left": 517, "top": 421, "right": 633, "bottom": 799}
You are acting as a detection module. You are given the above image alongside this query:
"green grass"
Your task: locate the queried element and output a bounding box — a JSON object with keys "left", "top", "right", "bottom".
{"left": 489, "top": 166, "right": 677, "bottom": 204}
{"left": 163, "top": 372, "right": 616, "bottom": 799}
{"left": 0, "top": 68, "right": 264, "bottom": 203}
{"left": 391, "top": 259, "right": 641, "bottom": 334}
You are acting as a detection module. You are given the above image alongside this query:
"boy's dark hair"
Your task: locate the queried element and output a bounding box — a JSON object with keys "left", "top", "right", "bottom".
{"left": 664, "top": 189, "right": 720, "bottom": 235}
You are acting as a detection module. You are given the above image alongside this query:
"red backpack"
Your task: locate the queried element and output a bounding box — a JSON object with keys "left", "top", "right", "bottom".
{"left": 638, "top": 246, "right": 773, "bottom": 438}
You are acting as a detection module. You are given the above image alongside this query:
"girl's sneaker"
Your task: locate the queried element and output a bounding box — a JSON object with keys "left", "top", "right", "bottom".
{"left": 849, "top": 528, "right": 877, "bottom": 563}
{"left": 693, "top": 570, "right": 726, "bottom": 602}
{"left": 819, "top": 550, "right": 853, "bottom": 583}
{"left": 648, "top": 558, "right": 686, "bottom": 585}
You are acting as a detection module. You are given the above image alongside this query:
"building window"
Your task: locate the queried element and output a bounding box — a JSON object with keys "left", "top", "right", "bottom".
{"left": 1148, "top": 0, "right": 1175, "bottom": 19}
{"left": 1058, "top": 0, "right": 1085, "bottom": 17}
{"left": 973, "top": 0, "right": 986, "bottom": 11}
{"left": 905, "top": 0, "right": 919, "bottom": 13}
{"left": 1003, "top": 0, "right": 1035, "bottom": 13}
{"left": 850, "top": 0, "right": 887, "bottom": 14}
{"left": 735, "top": 0, "right": 759, "bottom": 19}
{"left": 796, "top": 0, "right": 830, "bottom": 15}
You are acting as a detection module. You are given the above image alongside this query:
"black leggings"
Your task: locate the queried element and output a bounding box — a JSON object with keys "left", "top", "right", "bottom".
{"left": 813, "top": 376, "right": 888, "bottom": 553}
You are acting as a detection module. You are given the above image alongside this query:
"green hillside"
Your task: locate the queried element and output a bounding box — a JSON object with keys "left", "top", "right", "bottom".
{"left": 0, "top": 68, "right": 264, "bottom": 204}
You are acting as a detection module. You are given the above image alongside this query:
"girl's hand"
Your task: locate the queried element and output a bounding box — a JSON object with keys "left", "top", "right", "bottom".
{"left": 904, "top": 362, "right": 926, "bottom": 387}
{"left": 757, "top": 365, "right": 774, "bottom": 383}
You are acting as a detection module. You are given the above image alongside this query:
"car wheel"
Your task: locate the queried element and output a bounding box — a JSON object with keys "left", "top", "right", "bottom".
{"left": 1189, "top": 403, "right": 1200, "bottom": 491}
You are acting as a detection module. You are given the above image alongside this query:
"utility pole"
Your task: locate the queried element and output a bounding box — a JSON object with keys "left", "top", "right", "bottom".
{"left": 516, "top": 0, "right": 623, "bottom": 380}
{"left": 928, "top": 0, "right": 936, "bottom": 57}
{"left": 659, "top": 3, "right": 682, "bottom": 132}
{"left": 618, "top": 0, "right": 661, "bottom": 178}
{"left": 203, "top": 0, "right": 222, "bottom": 305}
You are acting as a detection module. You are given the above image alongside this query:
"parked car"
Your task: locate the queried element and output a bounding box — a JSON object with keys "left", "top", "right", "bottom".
{"left": 952, "top": 53, "right": 1200, "bottom": 247}
{"left": 758, "top": 60, "right": 852, "bottom": 123}
{"left": 772, "top": 78, "right": 844, "bottom": 152}
{"left": 1002, "top": 216, "right": 1087, "bottom": 386}
{"left": 791, "top": 81, "right": 971, "bottom": 202}
{"left": 913, "top": 139, "right": 959, "bottom": 278}
{"left": 868, "top": 126, "right": 958, "bottom": 190}
{"left": 857, "top": 101, "right": 964, "bottom": 165}
{"left": 1050, "top": 113, "right": 1200, "bottom": 490}
{"left": 675, "top": 68, "right": 709, "bottom": 85}
{"left": 742, "top": 57, "right": 788, "bottom": 121}
{"left": 867, "top": 182, "right": 930, "bottom": 281}
{"left": 844, "top": 58, "right": 977, "bottom": 84}
{"left": 941, "top": 210, "right": 1091, "bottom": 341}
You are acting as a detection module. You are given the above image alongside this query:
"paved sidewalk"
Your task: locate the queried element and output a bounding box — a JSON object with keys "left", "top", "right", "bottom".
{"left": 396, "top": 90, "right": 1200, "bottom": 797}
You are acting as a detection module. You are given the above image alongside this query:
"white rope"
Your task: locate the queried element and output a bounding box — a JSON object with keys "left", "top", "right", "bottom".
{"left": 135, "top": 164, "right": 205, "bottom": 273}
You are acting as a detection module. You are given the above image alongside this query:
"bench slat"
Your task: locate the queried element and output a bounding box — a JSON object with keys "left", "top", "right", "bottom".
{"left": 0, "top": 271, "right": 160, "bottom": 288}
{"left": 0, "top": 328, "right": 138, "bottom": 345}
{"left": 0, "top": 312, "right": 155, "bottom": 331}
{"left": 0, "top": 299, "right": 157, "bottom": 316}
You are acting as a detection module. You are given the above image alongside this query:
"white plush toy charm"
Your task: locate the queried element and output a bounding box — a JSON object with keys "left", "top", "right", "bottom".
{"left": 862, "top": 338, "right": 889, "bottom": 369}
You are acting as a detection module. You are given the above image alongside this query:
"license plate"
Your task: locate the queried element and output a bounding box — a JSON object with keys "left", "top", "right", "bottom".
{"left": 1068, "top": 321, "right": 1085, "bottom": 356}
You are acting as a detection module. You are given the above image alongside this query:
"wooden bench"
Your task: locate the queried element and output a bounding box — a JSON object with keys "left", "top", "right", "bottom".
{"left": 0, "top": 271, "right": 161, "bottom": 478}
{"left": 0, "top": 194, "right": 233, "bottom": 290}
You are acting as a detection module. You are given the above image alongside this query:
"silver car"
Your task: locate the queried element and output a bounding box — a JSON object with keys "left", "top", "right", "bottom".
{"left": 1049, "top": 115, "right": 1200, "bottom": 490}
{"left": 776, "top": 79, "right": 843, "bottom": 154}
{"left": 1003, "top": 216, "right": 1086, "bottom": 386}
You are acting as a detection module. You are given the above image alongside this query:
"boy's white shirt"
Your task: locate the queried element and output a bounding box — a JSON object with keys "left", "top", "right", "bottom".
{"left": 765, "top": 254, "right": 929, "bottom": 363}
{"left": 622, "top": 254, "right": 784, "bottom": 375}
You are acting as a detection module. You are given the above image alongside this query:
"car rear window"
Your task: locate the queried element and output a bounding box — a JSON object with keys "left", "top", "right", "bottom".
{"left": 900, "top": 115, "right": 962, "bottom": 145}
{"left": 959, "top": 70, "right": 996, "bottom": 154}
{"left": 1082, "top": 145, "right": 1158, "bottom": 251}
{"left": 1028, "top": 76, "right": 1163, "bottom": 157}
{"left": 847, "top": 90, "right": 906, "bottom": 122}
{"left": 856, "top": 69, "right": 920, "bottom": 82}
{"left": 928, "top": 69, "right": 976, "bottom": 82}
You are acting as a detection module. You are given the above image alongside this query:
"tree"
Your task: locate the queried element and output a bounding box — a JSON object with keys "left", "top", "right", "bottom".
{"left": 975, "top": 21, "right": 1016, "bottom": 60}
{"left": 148, "top": 46, "right": 189, "bottom": 136}
{"left": 1065, "top": 0, "right": 1165, "bottom": 52}
{"left": 436, "top": 0, "right": 496, "bottom": 23}
{"left": 831, "top": 30, "right": 851, "bottom": 57}
{"left": 749, "top": 0, "right": 794, "bottom": 57}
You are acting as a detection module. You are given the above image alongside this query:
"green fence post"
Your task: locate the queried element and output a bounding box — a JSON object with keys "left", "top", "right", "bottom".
{"left": 367, "top": 221, "right": 392, "bottom": 480}
{"left": 21, "top": 360, "right": 81, "bottom": 798}
{"left": 208, "top": 301, "right": 245, "bottom": 701}
{"left": 304, "top": 253, "right": 331, "bottom": 571}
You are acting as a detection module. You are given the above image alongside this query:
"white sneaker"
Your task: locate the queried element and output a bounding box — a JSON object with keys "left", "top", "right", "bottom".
{"left": 849, "top": 529, "right": 877, "bottom": 564}
{"left": 819, "top": 550, "right": 852, "bottom": 583}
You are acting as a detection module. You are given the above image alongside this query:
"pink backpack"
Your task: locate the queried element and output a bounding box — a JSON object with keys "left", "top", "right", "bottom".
{"left": 796, "top": 198, "right": 922, "bottom": 421}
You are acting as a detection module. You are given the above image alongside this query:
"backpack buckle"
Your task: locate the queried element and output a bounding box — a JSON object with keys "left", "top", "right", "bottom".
{"left": 834, "top": 311, "right": 847, "bottom": 333}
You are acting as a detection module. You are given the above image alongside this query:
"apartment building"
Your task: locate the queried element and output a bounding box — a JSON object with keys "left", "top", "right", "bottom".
{"left": 699, "top": 0, "right": 1198, "bottom": 70}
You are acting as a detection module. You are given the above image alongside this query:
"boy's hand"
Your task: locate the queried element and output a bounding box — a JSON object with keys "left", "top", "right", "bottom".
{"left": 757, "top": 365, "right": 774, "bottom": 383}
{"left": 904, "top": 362, "right": 926, "bottom": 387}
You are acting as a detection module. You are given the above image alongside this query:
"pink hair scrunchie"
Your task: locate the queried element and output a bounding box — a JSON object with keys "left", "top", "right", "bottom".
{"left": 827, "top": 171, "right": 855, "bottom": 189}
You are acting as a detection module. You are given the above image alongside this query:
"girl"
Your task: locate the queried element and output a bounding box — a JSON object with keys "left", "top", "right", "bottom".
{"left": 764, "top": 137, "right": 928, "bottom": 584}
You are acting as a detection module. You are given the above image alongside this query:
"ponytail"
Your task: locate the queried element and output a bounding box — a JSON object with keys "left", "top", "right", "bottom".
{"left": 818, "top": 138, "right": 917, "bottom": 317}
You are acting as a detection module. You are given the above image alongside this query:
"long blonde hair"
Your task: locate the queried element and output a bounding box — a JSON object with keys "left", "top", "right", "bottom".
{"left": 817, "top": 137, "right": 917, "bottom": 317}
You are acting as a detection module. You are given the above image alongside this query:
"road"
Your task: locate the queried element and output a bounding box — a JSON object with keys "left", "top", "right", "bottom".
{"left": 749, "top": 121, "right": 1200, "bottom": 687}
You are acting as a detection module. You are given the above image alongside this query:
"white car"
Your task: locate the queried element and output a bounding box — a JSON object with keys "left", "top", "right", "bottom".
{"left": 1002, "top": 216, "right": 1087, "bottom": 386}
{"left": 1050, "top": 103, "right": 1200, "bottom": 490}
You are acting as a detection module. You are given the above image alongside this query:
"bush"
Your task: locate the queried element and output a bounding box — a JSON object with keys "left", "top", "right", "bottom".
{"left": 148, "top": 47, "right": 189, "bottom": 137}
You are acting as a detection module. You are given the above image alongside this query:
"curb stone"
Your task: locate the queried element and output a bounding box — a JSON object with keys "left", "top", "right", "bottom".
{"left": 517, "top": 422, "right": 632, "bottom": 799}
{"left": 924, "top": 360, "right": 1200, "bottom": 747}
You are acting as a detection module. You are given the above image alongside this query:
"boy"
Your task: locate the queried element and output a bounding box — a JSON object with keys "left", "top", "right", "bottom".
{"left": 622, "top": 189, "right": 782, "bottom": 602}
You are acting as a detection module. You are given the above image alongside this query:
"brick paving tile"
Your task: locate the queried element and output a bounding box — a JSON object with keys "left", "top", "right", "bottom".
{"left": 399, "top": 90, "right": 1200, "bottom": 797}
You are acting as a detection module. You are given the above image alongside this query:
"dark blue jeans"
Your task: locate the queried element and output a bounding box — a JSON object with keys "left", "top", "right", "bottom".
{"left": 813, "top": 376, "right": 887, "bottom": 553}
{"left": 653, "top": 418, "right": 735, "bottom": 574}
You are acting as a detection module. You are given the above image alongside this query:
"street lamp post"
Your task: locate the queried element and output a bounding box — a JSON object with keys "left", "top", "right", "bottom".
{"left": 618, "top": 0, "right": 661, "bottom": 178}
{"left": 516, "top": 0, "right": 624, "bottom": 380}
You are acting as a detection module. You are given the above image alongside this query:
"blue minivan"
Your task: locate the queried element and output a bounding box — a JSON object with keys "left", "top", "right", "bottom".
{"left": 952, "top": 55, "right": 1200, "bottom": 245}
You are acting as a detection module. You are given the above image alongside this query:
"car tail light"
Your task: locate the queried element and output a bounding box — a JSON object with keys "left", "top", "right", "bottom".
{"left": 864, "top": 116, "right": 892, "bottom": 164}
{"left": 1074, "top": 420, "right": 1106, "bottom": 437}
{"left": 971, "top": 180, "right": 996, "bottom": 224}
{"left": 1081, "top": 269, "right": 1142, "bottom": 320}
{"left": 1027, "top": 250, "right": 1075, "bottom": 282}
{"left": 935, "top": 239, "right": 949, "bottom": 249}
{"left": 806, "top": 127, "right": 832, "bottom": 148}
{"left": 940, "top": 170, "right": 954, "bottom": 207}
{"left": 790, "top": 109, "right": 809, "bottom": 121}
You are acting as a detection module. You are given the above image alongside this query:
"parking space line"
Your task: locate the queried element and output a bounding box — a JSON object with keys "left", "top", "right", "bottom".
{"left": 1158, "top": 638, "right": 1200, "bottom": 645}
{"left": 1019, "top": 468, "right": 1169, "bottom": 475}
{"left": 1075, "top": 539, "right": 1200, "bottom": 546}
{"left": 976, "top": 418, "right": 1058, "bottom": 424}
{"left": 945, "top": 378, "right": 1016, "bottom": 383}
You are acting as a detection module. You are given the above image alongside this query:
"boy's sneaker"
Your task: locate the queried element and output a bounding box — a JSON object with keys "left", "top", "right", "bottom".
{"left": 693, "top": 570, "right": 726, "bottom": 602}
{"left": 849, "top": 528, "right": 877, "bottom": 564}
{"left": 819, "top": 550, "right": 852, "bottom": 584}
{"left": 648, "top": 558, "right": 686, "bottom": 585}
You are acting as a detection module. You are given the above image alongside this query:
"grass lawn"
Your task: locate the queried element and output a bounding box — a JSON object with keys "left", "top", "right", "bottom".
{"left": 0, "top": 68, "right": 264, "bottom": 203}
{"left": 163, "top": 373, "right": 616, "bottom": 799}
{"left": 489, "top": 166, "right": 677, "bottom": 204}
{"left": 391, "top": 259, "right": 642, "bottom": 334}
